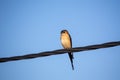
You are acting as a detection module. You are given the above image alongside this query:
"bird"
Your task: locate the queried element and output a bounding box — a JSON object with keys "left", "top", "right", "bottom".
{"left": 60, "top": 30, "right": 74, "bottom": 70}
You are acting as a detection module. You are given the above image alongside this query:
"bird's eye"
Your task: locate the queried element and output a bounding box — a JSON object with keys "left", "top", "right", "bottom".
{"left": 61, "top": 30, "right": 66, "bottom": 34}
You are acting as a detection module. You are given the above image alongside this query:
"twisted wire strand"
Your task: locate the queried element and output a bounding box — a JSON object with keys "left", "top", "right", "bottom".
{"left": 0, "top": 41, "right": 120, "bottom": 63}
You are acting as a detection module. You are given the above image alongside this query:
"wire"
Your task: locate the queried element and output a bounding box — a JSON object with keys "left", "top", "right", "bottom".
{"left": 0, "top": 41, "right": 120, "bottom": 63}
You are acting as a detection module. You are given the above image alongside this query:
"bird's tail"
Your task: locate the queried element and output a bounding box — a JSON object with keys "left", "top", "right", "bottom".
{"left": 68, "top": 53, "right": 74, "bottom": 70}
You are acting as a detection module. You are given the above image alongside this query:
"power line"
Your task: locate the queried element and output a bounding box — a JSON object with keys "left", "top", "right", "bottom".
{"left": 0, "top": 41, "right": 120, "bottom": 63}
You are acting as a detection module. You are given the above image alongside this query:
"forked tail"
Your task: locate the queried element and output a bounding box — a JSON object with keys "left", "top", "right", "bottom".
{"left": 68, "top": 53, "right": 74, "bottom": 70}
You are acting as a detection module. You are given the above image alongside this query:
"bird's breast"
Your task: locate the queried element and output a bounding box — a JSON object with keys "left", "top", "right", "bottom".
{"left": 61, "top": 34, "right": 71, "bottom": 49}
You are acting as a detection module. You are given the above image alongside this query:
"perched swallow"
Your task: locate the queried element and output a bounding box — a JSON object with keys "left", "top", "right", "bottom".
{"left": 60, "top": 30, "right": 74, "bottom": 70}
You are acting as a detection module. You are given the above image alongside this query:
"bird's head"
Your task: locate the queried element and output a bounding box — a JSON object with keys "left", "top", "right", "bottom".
{"left": 61, "top": 30, "right": 69, "bottom": 34}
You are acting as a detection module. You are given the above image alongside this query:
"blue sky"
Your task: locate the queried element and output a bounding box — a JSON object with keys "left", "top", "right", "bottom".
{"left": 0, "top": 0, "right": 120, "bottom": 80}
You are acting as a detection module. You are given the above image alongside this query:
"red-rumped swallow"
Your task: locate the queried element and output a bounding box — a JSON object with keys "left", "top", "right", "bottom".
{"left": 60, "top": 30, "right": 74, "bottom": 70}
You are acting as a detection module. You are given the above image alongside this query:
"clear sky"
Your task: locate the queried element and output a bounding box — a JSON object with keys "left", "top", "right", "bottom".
{"left": 0, "top": 0, "right": 120, "bottom": 80}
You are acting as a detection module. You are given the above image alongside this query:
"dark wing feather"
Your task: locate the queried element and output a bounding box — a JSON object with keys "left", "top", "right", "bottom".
{"left": 68, "top": 33, "right": 74, "bottom": 70}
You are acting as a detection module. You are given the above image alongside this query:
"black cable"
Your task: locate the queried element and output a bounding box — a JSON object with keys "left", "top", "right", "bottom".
{"left": 0, "top": 41, "right": 120, "bottom": 63}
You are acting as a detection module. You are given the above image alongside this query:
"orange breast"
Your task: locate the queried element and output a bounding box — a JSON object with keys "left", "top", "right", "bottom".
{"left": 61, "top": 34, "right": 71, "bottom": 49}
